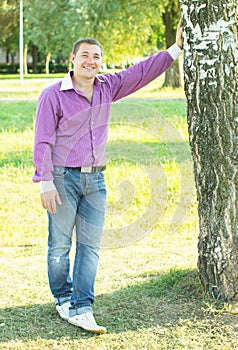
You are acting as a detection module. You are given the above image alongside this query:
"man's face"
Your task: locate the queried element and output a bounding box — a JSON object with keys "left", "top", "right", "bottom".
{"left": 70, "top": 43, "right": 102, "bottom": 80}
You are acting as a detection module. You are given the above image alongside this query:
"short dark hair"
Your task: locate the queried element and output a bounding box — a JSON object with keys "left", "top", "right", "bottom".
{"left": 72, "top": 38, "right": 103, "bottom": 56}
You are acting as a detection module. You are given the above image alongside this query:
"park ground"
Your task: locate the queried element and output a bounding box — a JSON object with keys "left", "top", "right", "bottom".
{"left": 0, "top": 74, "right": 237, "bottom": 349}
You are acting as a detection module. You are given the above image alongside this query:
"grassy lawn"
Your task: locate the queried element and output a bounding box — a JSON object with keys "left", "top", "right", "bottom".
{"left": 0, "top": 80, "right": 237, "bottom": 349}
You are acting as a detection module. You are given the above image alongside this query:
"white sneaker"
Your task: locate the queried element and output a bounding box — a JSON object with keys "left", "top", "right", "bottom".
{"left": 56, "top": 301, "right": 71, "bottom": 321}
{"left": 68, "top": 312, "right": 107, "bottom": 334}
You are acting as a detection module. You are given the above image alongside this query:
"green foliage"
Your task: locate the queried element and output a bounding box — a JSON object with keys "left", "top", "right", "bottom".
{"left": 25, "top": 0, "right": 76, "bottom": 56}
{"left": 73, "top": 0, "right": 165, "bottom": 64}
{"left": 0, "top": 0, "right": 19, "bottom": 52}
{"left": 0, "top": 0, "right": 181, "bottom": 67}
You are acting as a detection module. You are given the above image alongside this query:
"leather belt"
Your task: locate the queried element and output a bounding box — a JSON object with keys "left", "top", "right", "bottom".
{"left": 69, "top": 166, "right": 106, "bottom": 173}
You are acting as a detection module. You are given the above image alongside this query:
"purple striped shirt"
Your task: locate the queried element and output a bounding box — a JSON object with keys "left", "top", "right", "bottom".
{"left": 33, "top": 47, "right": 178, "bottom": 182}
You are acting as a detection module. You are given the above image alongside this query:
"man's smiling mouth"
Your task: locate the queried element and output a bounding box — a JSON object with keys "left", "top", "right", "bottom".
{"left": 83, "top": 66, "right": 94, "bottom": 70}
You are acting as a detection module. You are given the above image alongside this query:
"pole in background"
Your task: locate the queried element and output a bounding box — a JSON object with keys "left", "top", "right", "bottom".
{"left": 19, "top": 0, "right": 24, "bottom": 85}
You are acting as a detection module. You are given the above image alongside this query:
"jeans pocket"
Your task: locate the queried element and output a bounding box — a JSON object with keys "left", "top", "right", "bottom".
{"left": 53, "top": 166, "right": 68, "bottom": 178}
{"left": 97, "top": 172, "right": 107, "bottom": 197}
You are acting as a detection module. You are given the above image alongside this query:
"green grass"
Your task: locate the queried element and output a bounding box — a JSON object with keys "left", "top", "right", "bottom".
{"left": 0, "top": 102, "right": 36, "bottom": 130}
{"left": 0, "top": 73, "right": 65, "bottom": 80}
{"left": 0, "top": 87, "right": 237, "bottom": 349}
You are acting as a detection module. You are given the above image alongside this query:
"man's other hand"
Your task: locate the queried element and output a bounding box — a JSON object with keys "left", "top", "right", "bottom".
{"left": 41, "top": 190, "right": 62, "bottom": 214}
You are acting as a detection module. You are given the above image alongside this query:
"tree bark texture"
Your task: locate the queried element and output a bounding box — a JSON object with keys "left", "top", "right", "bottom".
{"left": 181, "top": 0, "right": 238, "bottom": 301}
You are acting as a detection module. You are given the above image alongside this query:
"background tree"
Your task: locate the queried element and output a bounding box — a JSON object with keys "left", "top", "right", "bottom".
{"left": 73, "top": 0, "right": 163, "bottom": 67}
{"left": 0, "top": 0, "right": 182, "bottom": 87}
{"left": 0, "top": 0, "right": 19, "bottom": 63}
{"left": 26, "top": 0, "right": 77, "bottom": 74}
{"left": 162, "top": 0, "right": 181, "bottom": 87}
{"left": 181, "top": 0, "right": 238, "bottom": 301}
{"left": 74, "top": 0, "right": 181, "bottom": 82}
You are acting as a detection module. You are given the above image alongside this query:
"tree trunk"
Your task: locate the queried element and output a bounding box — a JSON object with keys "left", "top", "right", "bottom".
{"left": 45, "top": 52, "right": 51, "bottom": 75}
{"left": 181, "top": 0, "right": 238, "bottom": 301}
{"left": 6, "top": 48, "right": 10, "bottom": 64}
{"left": 11, "top": 52, "right": 15, "bottom": 64}
{"left": 31, "top": 45, "right": 39, "bottom": 73}
{"left": 163, "top": 58, "right": 181, "bottom": 88}
{"left": 162, "top": 1, "right": 181, "bottom": 88}
{"left": 24, "top": 43, "right": 28, "bottom": 76}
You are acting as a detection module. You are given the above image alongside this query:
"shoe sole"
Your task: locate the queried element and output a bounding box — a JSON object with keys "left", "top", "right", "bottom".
{"left": 68, "top": 319, "right": 107, "bottom": 334}
{"left": 60, "top": 316, "right": 69, "bottom": 321}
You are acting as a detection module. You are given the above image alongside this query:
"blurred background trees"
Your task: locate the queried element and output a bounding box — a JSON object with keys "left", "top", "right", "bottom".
{"left": 0, "top": 0, "right": 181, "bottom": 86}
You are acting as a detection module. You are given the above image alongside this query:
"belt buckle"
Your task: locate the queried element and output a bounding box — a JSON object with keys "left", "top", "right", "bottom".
{"left": 80, "top": 166, "right": 92, "bottom": 173}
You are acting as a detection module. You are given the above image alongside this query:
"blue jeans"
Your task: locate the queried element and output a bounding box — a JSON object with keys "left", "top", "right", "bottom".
{"left": 47, "top": 167, "right": 106, "bottom": 316}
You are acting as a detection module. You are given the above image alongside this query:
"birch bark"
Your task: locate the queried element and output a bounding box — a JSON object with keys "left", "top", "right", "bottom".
{"left": 181, "top": 0, "right": 238, "bottom": 300}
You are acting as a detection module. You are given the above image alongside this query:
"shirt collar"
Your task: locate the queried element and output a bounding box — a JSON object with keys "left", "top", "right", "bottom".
{"left": 60, "top": 70, "right": 105, "bottom": 91}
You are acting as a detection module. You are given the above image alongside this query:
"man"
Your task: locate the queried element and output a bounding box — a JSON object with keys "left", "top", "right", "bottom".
{"left": 33, "top": 20, "right": 183, "bottom": 334}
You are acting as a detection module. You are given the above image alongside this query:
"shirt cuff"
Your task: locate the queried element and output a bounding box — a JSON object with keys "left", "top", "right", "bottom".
{"left": 167, "top": 44, "right": 182, "bottom": 60}
{"left": 40, "top": 181, "right": 56, "bottom": 194}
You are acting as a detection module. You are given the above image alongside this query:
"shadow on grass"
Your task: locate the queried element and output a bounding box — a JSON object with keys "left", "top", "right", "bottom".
{"left": 0, "top": 269, "right": 205, "bottom": 342}
{"left": 107, "top": 140, "right": 191, "bottom": 164}
{"left": 0, "top": 139, "right": 191, "bottom": 173}
{"left": 0, "top": 140, "right": 190, "bottom": 170}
